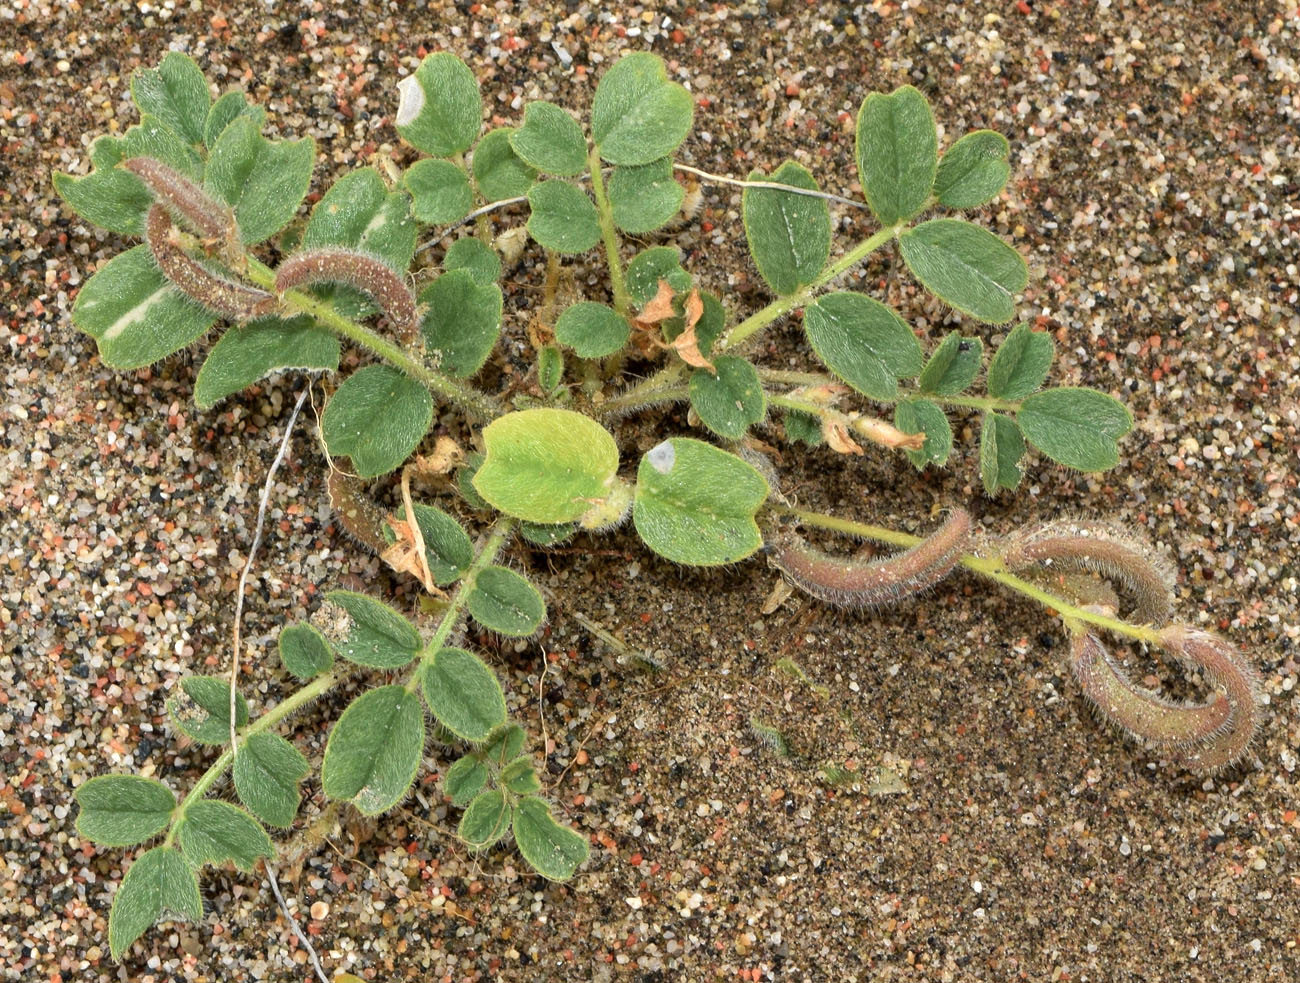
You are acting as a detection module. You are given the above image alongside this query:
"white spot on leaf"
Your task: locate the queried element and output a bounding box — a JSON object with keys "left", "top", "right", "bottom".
{"left": 647, "top": 440, "right": 675, "bottom": 474}
{"left": 395, "top": 75, "right": 424, "bottom": 127}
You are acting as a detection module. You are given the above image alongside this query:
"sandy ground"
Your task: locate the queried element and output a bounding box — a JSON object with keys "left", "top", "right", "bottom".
{"left": 3, "top": 2, "right": 1299, "bottom": 981}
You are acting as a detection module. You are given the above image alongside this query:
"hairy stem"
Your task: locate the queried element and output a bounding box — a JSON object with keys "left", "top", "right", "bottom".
{"left": 588, "top": 145, "right": 631, "bottom": 317}
{"left": 596, "top": 363, "right": 687, "bottom": 420}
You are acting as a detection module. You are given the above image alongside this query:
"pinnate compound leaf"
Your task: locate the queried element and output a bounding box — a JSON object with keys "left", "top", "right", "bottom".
{"left": 472, "top": 127, "right": 537, "bottom": 200}
{"left": 108, "top": 847, "right": 201, "bottom": 961}
{"left": 918, "top": 332, "right": 983, "bottom": 396}
{"left": 204, "top": 91, "right": 265, "bottom": 149}
{"left": 54, "top": 168, "right": 153, "bottom": 237}
{"left": 987, "top": 323, "right": 1054, "bottom": 400}
{"left": 894, "top": 398, "right": 953, "bottom": 469}
{"left": 421, "top": 646, "right": 508, "bottom": 741}
{"left": 501, "top": 756, "right": 542, "bottom": 795}
{"left": 526, "top": 181, "right": 600, "bottom": 253}
{"left": 689, "top": 356, "right": 765, "bottom": 439}
{"left": 419, "top": 270, "right": 503, "bottom": 378}
{"left": 510, "top": 101, "right": 587, "bottom": 176}
{"left": 194, "top": 316, "right": 340, "bottom": 409}
{"left": 176, "top": 800, "right": 273, "bottom": 872}
{"left": 591, "top": 52, "right": 693, "bottom": 166}
{"left": 444, "top": 236, "right": 501, "bottom": 286}
{"left": 554, "top": 301, "right": 630, "bottom": 359}
{"left": 935, "top": 130, "right": 1011, "bottom": 209}
{"left": 625, "top": 247, "right": 690, "bottom": 305}
{"left": 233, "top": 732, "right": 310, "bottom": 828}
{"left": 803, "top": 292, "right": 923, "bottom": 401}
{"left": 278, "top": 622, "right": 334, "bottom": 680}
{"left": 75, "top": 775, "right": 175, "bottom": 847}
{"left": 204, "top": 116, "right": 314, "bottom": 245}
{"left": 899, "top": 218, "right": 1027, "bottom": 324}
{"left": 742, "top": 160, "right": 831, "bottom": 296}
{"left": 168, "top": 675, "right": 249, "bottom": 745}
{"left": 458, "top": 788, "right": 511, "bottom": 849}
{"left": 633, "top": 438, "right": 769, "bottom": 566}
{"left": 404, "top": 158, "right": 474, "bottom": 224}
{"left": 980, "top": 411, "right": 1025, "bottom": 496}
{"left": 1017, "top": 388, "right": 1133, "bottom": 472}
{"left": 131, "top": 52, "right": 210, "bottom": 146}
{"left": 473, "top": 409, "right": 620, "bottom": 523}
{"left": 512, "top": 795, "right": 589, "bottom": 881}
{"left": 406, "top": 503, "right": 473, "bottom": 585}
{"left": 326, "top": 589, "right": 422, "bottom": 669}
{"left": 444, "top": 755, "right": 489, "bottom": 807}
{"left": 609, "top": 158, "right": 684, "bottom": 234}
{"left": 395, "top": 53, "right": 481, "bottom": 157}
{"left": 321, "top": 365, "right": 433, "bottom": 478}
{"left": 72, "top": 245, "right": 217, "bottom": 369}
{"left": 855, "top": 85, "right": 937, "bottom": 226}
{"left": 322, "top": 685, "right": 425, "bottom": 816}
{"left": 468, "top": 566, "right": 547, "bottom": 637}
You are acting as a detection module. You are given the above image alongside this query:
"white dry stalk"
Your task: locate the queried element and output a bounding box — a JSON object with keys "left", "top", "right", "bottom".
{"left": 265, "top": 862, "right": 331, "bottom": 983}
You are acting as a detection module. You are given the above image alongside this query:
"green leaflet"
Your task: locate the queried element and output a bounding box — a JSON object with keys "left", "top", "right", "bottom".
{"left": 124, "top": 115, "right": 203, "bottom": 178}
{"left": 802, "top": 292, "right": 923, "bottom": 401}
{"left": 899, "top": 218, "right": 1028, "bottom": 324}
{"left": 500, "top": 756, "right": 542, "bottom": 795}
{"left": 526, "top": 180, "right": 600, "bottom": 253}
{"left": 482, "top": 723, "right": 526, "bottom": 767}
{"left": 176, "top": 799, "right": 273, "bottom": 872}
{"left": 53, "top": 168, "right": 153, "bottom": 237}
{"left": 278, "top": 622, "right": 334, "bottom": 680}
{"left": 444, "top": 236, "right": 502, "bottom": 286}
{"left": 303, "top": 167, "right": 417, "bottom": 270}
{"left": 633, "top": 438, "right": 769, "bottom": 566}
{"left": 554, "top": 301, "right": 630, "bottom": 359}
{"left": 510, "top": 101, "right": 587, "bottom": 176}
{"left": 167, "top": 675, "right": 249, "bottom": 745}
{"left": 512, "top": 796, "right": 589, "bottom": 881}
{"left": 855, "top": 85, "right": 937, "bottom": 226}
{"left": 987, "top": 323, "right": 1054, "bottom": 400}
{"left": 1018, "top": 388, "right": 1133, "bottom": 472}
{"left": 420, "top": 646, "right": 508, "bottom": 741}
{"left": 467, "top": 566, "right": 547, "bottom": 637}
{"left": 193, "top": 316, "right": 340, "bottom": 409}
{"left": 74, "top": 775, "right": 175, "bottom": 847}
{"left": 444, "top": 754, "right": 489, "bottom": 807}
{"left": 71, "top": 245, "right": 217, "bottom": 369}
{"left": 108, "top": 847, "right": 202, "bottom": 961}
{"left": 232, "top": 732, "right": 310, "bottom": 828}
{"left": 395, "top": 52, "right": 482, "bottom": 157}
{"left": 402, "top": 503, "right": 474, "bottom": 585}
{"left": 458, "top": 788, "right": 511, "bottom": 849}
{"left": 203, "top": 116, "right": 315, "bottom": 245}
{"left": 935, "top": 130, "right": 1011, "bottom": 209}
{"left": 537, "top": 345, "right": 564, "bottom": 393}
{"left": 131, "top": 51, "right": 211, "bottom": 147}
{"left": 625, "top": 247, "right": 690, "bottom": 305}
{"left": 918, "top": 332, "right": 983, "bottom": 396}
{"left": 472, "top": 127, "right": 538, "bottom": 200}
{"left": 322, "top": 685, "right": 426, "bottom": 816}
{"left": 591, "top": 52, "right": 694, "bottom": 166}
{"left": 894, "top": 398, "right": 953, "bottom": 469}
{"left": 326, "top": 589, "right": 422, "bottom": 669}
{"left": 742, "top": 160, "right": 831, "bottom": 296}
{"left": 419, "top": 269, "right": 504, "bottom": 378}
{"left": 689, "top": 356, "right": 765, "bottom": 439}
{"left": 405, "top": 158, "right": 474, "bottom": 224}
{"left": 320, "top": 365, "right": 433, "bottom": 478}
{"left": 519, "top": 520, "right": 576, "bottom": 547}
{"left": 204, "top": 91, "right": 265, "bottom": 149}
{"left": 609, "top": 157, "right": 684, "bottom": 235}
{"left": 980, "top": 411, "right": 1026, "bottom": 496}
{"left": 473, "top": 409, "right": 621, "bottom": 524}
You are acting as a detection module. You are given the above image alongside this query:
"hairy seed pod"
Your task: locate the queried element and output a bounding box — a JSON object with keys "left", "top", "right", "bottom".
{"left": 124, "top": 157, "right": 242, "bottom": 263}
{"left": 326, "top": 469, "right": 388, "bottom": 554}
{"left": 275, "top": 247, "right": 418, "bottom": 338}
{"left": 144, "top": 206, "right": 276, "bottom": 321}
{"left": 1070, "top": 624, "right": 1261, "bottom": 772}
{"left": 1003, "top": 520, "right": 1174, "bottom": 624}
{"left": 772, "top": 508, "right": 971, "bottom": 608}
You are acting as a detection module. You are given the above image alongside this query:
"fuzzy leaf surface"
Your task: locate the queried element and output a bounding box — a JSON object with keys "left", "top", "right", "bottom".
{"left": 512, "top": 796, "right": 589, "bottom": 880}
{"left": 1017, "top": 388, "right": 1133, "bottom": 472}
{"left": 131, "top": 52, "right": 210, "bottom": 146}
{"left": 204, "top": 117, "right": 314, "bottom": 244}
{"left": 74, "top": 775, "right": 175, "bottom": 847}
{"left": 326, "top": 589, "right": 422, "bottom": 669}
{"left": 625, "top": 247, "right": 690, "bottom": 305}
{"left": 168, "top": 675, "right": 249, "bottom": 745}
{"left": 803, "top": 292, "right": 922, "bottom": 401}
{"left": 405, "top": 158, "right": 474, "bottom": 224}
{"left": 980, "top": 411, "right": 1025, "bottom": 495}
{"left": 278, "top": 622, "right": 334, "bottom": 679}
{"left": 321, "top": 365, "right": 433, "bottom": 478}
{"left": 899, "top": 218, "right": 1027, "bottom": 324}
{"left": 443, "top": 236, "right": 501, "bottom": 286}
{"left": 232, "top": 732, "right": 310, "bottom": 828}
{"left": 538, "top": 345, "right": 564, "bottom": 393}
{"left": 421, "top": 646, "right": 508, "bottom": 741}
{"left": 407, "top": 503, "right": 474, "bottom": 585}
{"left": 918, "top": 332, "right": 983, "bottom": 396}
{"left": 510, "top": 101, "right": 587, "bottom": 176}
{"left": 591, "top": 52, "right": 693, "bottom": 166}
{"left": 458, "top": 789, "right": 511, "bottom": 849}
{"left": 204, "top": 91, "right": 265, "bottom": 149}
{"left": 609, "top": 158, "right": 684, "bottom": 234}
{"left": 176, "top": 800, "right": 273, "bottom": 872}
{"left": 689, "top": 356, "right": 765, "bottom": 439}
{"left": 395, "top": 53, "right": 481, "bottom": 157}
{"left": 554, "top": 301, "right": 630, "bottom": 359}
{"left": 482, "top": 723, "right": 526, "bottom": 767}
{"left": 108, "top": 847, "right": 201, "bottom": 961}
{"left": 322, "top": 685, "right": 425, "bottom": 816}
{"left": 935, "top": 130, "right": 1011, "bottom": 209}
{"left": 468, "top": 566, "right": 547, "bottom": 637}
{"left": 501, "top": 757, "right": 542, "bottom": 795}
{"left": 194, "top": 316, "right": 340, "bottom": 409}
{"left": 444, "top": 755, "right": 489, "bottom": 807}
{"left": 855, "top": 85, "right": 937, "bottom": 226}
{"left": 419, "top": 270, "right": 503, "bottom": 378}
{"left": 54, "top": 168, "right": 153, "bottom": 237}
{"left": 894, "top": 398, "right": 953, "bottom": 469}
{"left": 987, "top": 323, "right": 1054, "bottom": 400}
{"left": 526, "top": 181, "right": 600, "bottom": 253}
{"left": 742, "top": 161, "right": 831, "bottom": 296}
{"left": 472, "top": 127, "right": 537, "bottom": 200}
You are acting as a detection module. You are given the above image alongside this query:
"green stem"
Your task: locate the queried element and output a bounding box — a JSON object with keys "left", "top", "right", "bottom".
{"left": 588, "top": 145, "right": 631, "bottom": 317}
{"left": 783, "top": 506, "right": 1162, "bottom": 645}
{"left": 758, "top": 368, "right": 840, "bottom": 387}
{"left": 596, "top": 363, "right": 686, "bottom": 420}
{"left": 245, "top": 258, "right": 502, "bottom": 421}
{"left": 928, "top": 393, "right": 1022, "bottom": 413}
{"left": 719, "top": 223, "right": 902, "bottom": 351}
{"left": 767, "top": 392, "right": 829, "bottom": 417}
{"left": 163, "top": 668, "right": 345, "bottom": 846}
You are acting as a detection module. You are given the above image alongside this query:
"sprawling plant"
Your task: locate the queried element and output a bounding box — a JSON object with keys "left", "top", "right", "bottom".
{"left": 57, "top": 50, "right": 1261, "bottom": 963}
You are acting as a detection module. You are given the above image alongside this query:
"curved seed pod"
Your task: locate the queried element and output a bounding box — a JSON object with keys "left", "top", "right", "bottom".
{"left": 1003, "top": 520, "right": 1174, "bottom": 624}
{"left": 326, "top": 469, "right": 387, "bottom": 553}
{"left": 123, "top": 157, "right": 242, "bottom": 263}
{"left": 771, "top": 508, "right": 970, "bottom": 608}
{"left": 144, "top": 206, "right": 276, "bottom": 321}
{"left": 275, "top": 247, "right": 418, "bottom": 338}
{"left": 1070, "top": 625, "right": 1261, "bottom": 772}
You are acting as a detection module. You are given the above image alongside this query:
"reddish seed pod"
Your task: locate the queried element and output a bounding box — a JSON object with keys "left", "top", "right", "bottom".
{"left": 326, "top": 469, "right": 388, "bottom": 554}
{"left": 144, "top": 206, "right": 276, "bottom": 321}
{"left": 1070, "top": 624, "right": 1261, "bottom": 772}
{"left": 275, "top": 247, "right": 418, "bottom": 339}
{"left": 123, "top": 157, "right": 241, "bottom": 263}
{"left": 772, "top": 508, "right": 971, "bottom": 608}
{"left": 1003, "top": 520, "right": 1174, "bottom": 625}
